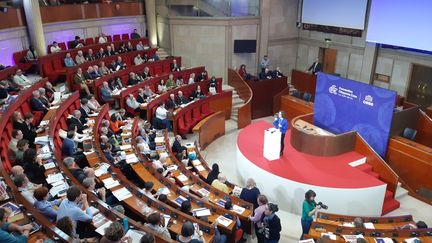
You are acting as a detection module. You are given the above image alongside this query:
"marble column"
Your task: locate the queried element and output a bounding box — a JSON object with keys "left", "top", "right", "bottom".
{"left": 23, "top": 0, "right": 46, "bottom": 56}
{"left": 145, "top": 0, "right": 157, "bottom": 47}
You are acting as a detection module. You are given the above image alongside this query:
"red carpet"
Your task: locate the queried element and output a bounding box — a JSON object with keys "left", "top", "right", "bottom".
{"left": 237, "top": 121, "right": 385, "bottom": 189}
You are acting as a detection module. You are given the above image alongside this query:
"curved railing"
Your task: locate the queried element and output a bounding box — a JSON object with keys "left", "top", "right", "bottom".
{"left": 273, "top": 86, "right": 290, "bottom": 114}
{"left": 227, "top": 68, "right": 252, "bottom": 129}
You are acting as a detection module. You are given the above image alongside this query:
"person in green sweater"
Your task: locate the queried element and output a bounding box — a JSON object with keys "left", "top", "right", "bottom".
{"left": 0, "top": 208, "right": 33, "bottom": 243}
{"left": 166, "top": 73, "right": 176, "bottom": 90}
{"left": 300, "top": 190, "right": 321, "bottom": 240}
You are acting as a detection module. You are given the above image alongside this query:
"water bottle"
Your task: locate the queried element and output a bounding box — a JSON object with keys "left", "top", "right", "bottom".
{"left": 123, "top": 217, "right": 129, "bottom": 231}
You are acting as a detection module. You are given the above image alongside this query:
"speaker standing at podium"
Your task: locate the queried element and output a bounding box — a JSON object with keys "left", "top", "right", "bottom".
{"left": 273, "top": 111, "right": 288, "bottom": 156}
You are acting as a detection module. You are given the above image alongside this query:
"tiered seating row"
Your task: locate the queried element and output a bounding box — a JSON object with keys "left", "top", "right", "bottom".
{"left": 50, "top": 93, "right": 172, "bottom": 242}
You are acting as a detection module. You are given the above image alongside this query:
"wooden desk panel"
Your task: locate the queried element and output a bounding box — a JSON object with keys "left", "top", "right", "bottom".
{"left": 280, "top": 95, "right": 314, "bottom": 121}
{"left": 246, "top": 77, "right": 288, "bottom": 119}
{"left": 291, "top": 70, "right": 317, "bottom": 95}
{"left": 193, "top": 111, "right": 225, "bottom": 150}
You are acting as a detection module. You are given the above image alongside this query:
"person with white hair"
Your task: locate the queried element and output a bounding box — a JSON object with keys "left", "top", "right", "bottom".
{"left": 100, "top": 81, "right": 114, "bottom": 102}
{"left": 211, "top": 174, "right": 230, "bottom": 193}
{"left": 240, "top": 178, "right": 261, "bottom": 209}
{"left": 134, "top": 54, "right": 144, "bottom": 66}
{"left": 38, "top": 87, "right": 51, "bottom": 107}
{"left": 13, "top": 69, "right": 32, "bottom": 87}
{"left": 30, "top": 90, "right": 48, "bottom": 112}
{"left": 75, "top": 50, "right": 86, "bottom": 65}
{"left": 73, "top": 68, "right": 91, "bottom": 96}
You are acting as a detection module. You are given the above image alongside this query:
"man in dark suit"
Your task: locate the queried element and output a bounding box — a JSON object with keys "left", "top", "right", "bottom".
{"left": 21, "top": 113, "right": 39, "bottom": 147}
{"left": 171, "top": 135, "right": 186, "bottom": 154}
{"left": 170, "top": 59, "right": 180, "bottom": 72}
{"left": 30, "top": 90, "right": 48, "bottom": 112}
{"left": 176, "top": 91, "right": 188, "bottom": 105}
{"left": 259, "top": 68, "right": 273, "bottom": 80}
{"left": 64, "top": 157, "right": 86, "bottom": 182}
{"left": 61, "top": 131, "right": 89, "bottom": 168}
{"left": 272, "top": 67, "right": 284, "bottom": 78}
{"left": 195, "top": 71, "right": 208, "bottom": 82}
{"left": 165, "top": 94, "right": 178, "bottom": 110}
{"left": 308, "top": 58, "right": 322, "bottom": 74}
{"left": 78, "top": 98, "right": 91, "bottom": 123}
{"left": 67, "top": 110, "right": 88, "bottom": 133}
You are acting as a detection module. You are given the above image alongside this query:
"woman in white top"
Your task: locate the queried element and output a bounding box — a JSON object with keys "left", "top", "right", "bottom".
{"left": 98, "top": 33, "right": 108, "bottom": 44}
{"left": 188, "top": 73, "right": 195, "bottom": 85}
{"left": 157, "top": 80, "right": 167, "bottom": 93}
{"left": 50, "top": 42, "right": 62, "bottom": 53}
{"left": 87, "top": 94, "right": 101, "bottom": 111}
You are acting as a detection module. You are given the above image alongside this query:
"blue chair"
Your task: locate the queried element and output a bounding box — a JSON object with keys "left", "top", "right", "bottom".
{"left": 303, "top": 92, "right": 312, "bottom": 102}
{"left": 402, "top": 128, "right": 417, "bottom": 141}
{"left": 292, "top": 90, "right": 301, "bottom": 98}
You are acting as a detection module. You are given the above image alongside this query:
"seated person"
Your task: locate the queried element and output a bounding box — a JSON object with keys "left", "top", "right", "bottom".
{"left": 112, "top": 56, "right": 127, "bottom": 71}
{"left": 83, "top": 178, "right": 116, "bottom": 206}
{"left": 137, "top": 88, "right": 147, "bottom": 103}
{"left": 26, "top": 45, "right": 38, "bottom": 63}
{"left": 98, "top": 33, "right": 107, "bottom": 44}
{"left": 177, "top": 221, "right": 205, "bottom": 243}
{"left": 171, "top": 135, "right": 186, "bottom": 154}
{"left": 211, "top": 174, "right": 230, "bottom": 193}
{"left": 96, "top": 47, "right": 106, "bottom": 59}
{"left": 56, "top": 186, "right": 93, "bottom": 238}
{"left": 14, "top": 174, "right": 36, "bottom": 204}
{"left": 144, "top": 212, "right": 171, "bottom": 239}
{"left": 87, "top": 94, "right": 101, "bottom": 111}
{"left": 176, "top": 150, "right": 189, "bottom": 166}
{"left": 13, "top": 69, "right": 32, "bottom": 87}
{"left": 176, "top": 76, "right": 184, "bottom": 87}
{"left": 85, "top": 49, "right": 95, "bottom": 62}
{"left": 0, "top": 208, "right": 33, "bottom": 242}
{"left": 8, "top": 129, "right": 23, "bottom": 156}
{"left": 272, "top": 66, "right": 284, "bottom": 78}
{"left": 188, "top": 73, "right": 195, "bottom": 85}
{"left": 50, "top": 41, "right": 62, "bottom": 53}
{"left": 30, "top": 90, "right": 48, "bottom": 112}
{"left": 75, "top": 50, "right": 86, "bottom": 65}
{"left": 15, "top": 139, "right": 29, "bottom": 165}
{"left": 73, "top": 68, "right": 92, "bottom": 96}
{"left": 170, "top": 59, "right": 180, "bottom": 72}
{"left": 196, "top": 71, "right": 208, "bottom": 82}
{"left": 118, "top": 43, "right": 128, "bottom": 53}
{"left": 166, "top": 74, "right": 176, "bottom": 89}
{"left": 151, "top": 53, "right": 160, "bottom": 62}
{"left": 109, "top": 77, "right": 124, "bottom": 91}
{"left": 109, "top": 113, "right": 126, "bottom": 134}
{"left": 23, "top": 148, "right": 46, "bottom": 185}
{"left": 131, "top": 29, "right": 141, "bottom": 39}
{"left": 189, "top": 85, "right": 205, "bottom": 101}
{"left": 141, "top": 66, "right": 152, "bottom": 79}
{"left": 205, "top": 163, "right": 220, "bottom": 185}
{"left": 176, "top": 91, "right": 188, "bottom": 105}
{"left": 84, "top": 66, "right": 100, "bottom": 80}
{"left": 59, "top": 124, "right": 88, "bottom": 144}
{"left": 110, "top": 43, "right": 118, "bottom": 55}
{"left": 101, "top": 222, "right": 128, "bottom": 243}
{"left": 157, "top": 80, "right": 167, "bottom": 94}
{"left": 144, "top": 85, "right": 156, "bottom": 99}
{"left": 34, "top": 186, "right": 61, "bottom": 222}
{"left": 134, "top": 54, "right": 144, "bottom": 65}
{"left": 127, "top": 72, "right": 140, "bottom": 86}
{"left": 136, "top": 41, "right": 145, "bottom": 51}
{"left": 66, "top": 110, "right": 88, "bottom": 134}
{"left": 259, "top": 68, "right": 273, "bottom": 80}
{"left": 165, "top": 94, "right": 178, "bottom": 110}
{"left": 64, "top": 157, "right": 86, "bottom": 183}
{"left": 126, "top": 41, "right": 134, "bottom": 52}
{"left": 71, "top": 36, "right": 84, "bottom": 48}
{"left": 155, "top": 102, "right": 172, "bottom": 131}
{"left": 100, "top": 81, "right": 114, "bottom": 102}
{"left": 105, "top": 45, "right": 115, "bottom": 56}
{"left": 64, "top": 53, "right": 76, "bottom": 67}
{"left": 208, "top": 76, "right": 217, "bottom": 95}
{"left": 238, "top": 64, "right": 247, "bottom": 79}
{"left": 38, "top": 87, "right": 52, "bottom": 106}
{"left": 126, "top": 94, "right": 140, "bottom": 113}
{"left": 99, "top": 61, "right": 110, "bottom": 75}
{"left": 61, "top": 130, "right": 89, "bottom": 168}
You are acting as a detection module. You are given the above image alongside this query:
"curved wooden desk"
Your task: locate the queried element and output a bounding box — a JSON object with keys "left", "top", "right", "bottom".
{"left": 192, "top": 111, "right": 225, "bottom": 150}
{"left": 290, "top": 113, "right": 356, "bottom": 156}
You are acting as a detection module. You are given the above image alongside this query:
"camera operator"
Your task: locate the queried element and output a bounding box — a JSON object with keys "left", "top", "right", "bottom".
{"left": 301, "top": 190, "right": 321, "bottom": 240}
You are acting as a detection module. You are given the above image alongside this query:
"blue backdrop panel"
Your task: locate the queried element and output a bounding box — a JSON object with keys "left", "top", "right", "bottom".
{"left": 314, "top": 73, "right": 396, "bottom": 156}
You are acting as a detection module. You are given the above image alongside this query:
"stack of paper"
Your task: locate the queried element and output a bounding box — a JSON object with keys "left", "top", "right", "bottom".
{"left": 88, "top": 113, "right": 99, "bottom": 117}
{"left": 39, "top": 120, "right": 49, "bottom": 127}
{"left": 192, "top": 160, "right": 201, "bottom": 166}
{"left": 342, "top": 222, "right": 355, "bottom": 227}
{"left": 363, "top": 222, "right": 375, "bottom": 229}
{"left": 299, "top": 239, "right": 315, "bottom": 243}
{"left": 95, "top": 163, "right": 110, "bottom": 177}
{"left": 83, "top": 151, "right": 95, "bottom": 156}
{"left": 125, "top": 230, "right": 146, "bottom": 243}
{"left": 154, "top": 137, "right": 164, "bottom": 143}
{"left": 216, "top": 216, "right": 233, "bottom": 227}
{"left": 177, "top": 174, "right": 188, "bottom": 182}
{"left": 157, "top": 187, "right": 170, "bottom": 195}
{"left": 95, "top": 220, "right": 112, "bottom": 235}
{"left": 112, "top": 187, "right": 133, "bottom": 201}
{"left": 192, "top": 208, "right": 212, "bottom": 217}
{"left": 195, "top": 165, "right": 205, "bottom": 172}
{"left": 35, "top": 136, "right": 49, "bottom": 145}
{"left": 125, "top": 154, "right": 139, "bottom": 164}
{"left": 120, "top": 144, "right": 132, "bottom": 150}
{"left": 43, "top": 162, "right": 56, "bottom": 170}
{"left": 342, "top": 235, "right": 363, "bottom": 243}
{"left": 102, "top": 177, "right": 120, "bottom": 189}
{"left": 49, "top": 181, "right": 69, "bottom": 197}
{"left": 197, "top": 188, "right": 210, "bottom": 197}
{"left": 46, "top": 173, "right": 64, "bottom": 184}
{"left": 232, "top": 204, "right": 246, "bottom": 214}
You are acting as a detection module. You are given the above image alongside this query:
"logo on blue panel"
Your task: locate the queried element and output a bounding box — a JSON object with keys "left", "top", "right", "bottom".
{"left": 363, "top": 95, "right": 374, "bottom": 106}
{"left": 329, "top": 85, "right": 337, "bottom": 95}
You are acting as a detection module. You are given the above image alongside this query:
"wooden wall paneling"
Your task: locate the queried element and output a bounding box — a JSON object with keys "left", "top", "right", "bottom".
{"left": 273, "top": 87, "right": 290, "bottom": 114}
{"left": 208, "top": 91, "right": 232, "bottom": 119}
{"left": 83, "top": 4, "right": 98, "bottom": 19}
{"left": 227, "top": 69, "right": 252, "bottom": 129}
{"left": 237, "top": 102, "right": 251, "bottom": 129}
{"left": 99, "top": 2, "right": 143, "bottom": 18}
{"left": 291, "top": 69, "right": 317, "bottom": 95}
{"left": 323, "top": 48, "right": 337, "bottom": 74}
{"left": 415, "top": 111, "right": 432, "bottom": 147}
{"left": 41, "top": 5, "right": 83, "bottom": 23}
{"left": 0, "top": 8, "right": 23, "bottom": 29}
{"left": 246, "top": 76, "right": 288, "bottom": 119}
{"left": 389, "top": 107, "right": 419, "bottom": 137}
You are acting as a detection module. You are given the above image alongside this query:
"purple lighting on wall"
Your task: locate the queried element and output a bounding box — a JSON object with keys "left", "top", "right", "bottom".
{"left": 0, "top": 38, "right": 23, "bottom": 66}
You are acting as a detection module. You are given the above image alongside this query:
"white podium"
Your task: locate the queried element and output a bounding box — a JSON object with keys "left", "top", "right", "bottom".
{"left": 263, "top": 128, "right": 281, "bottom": 160}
